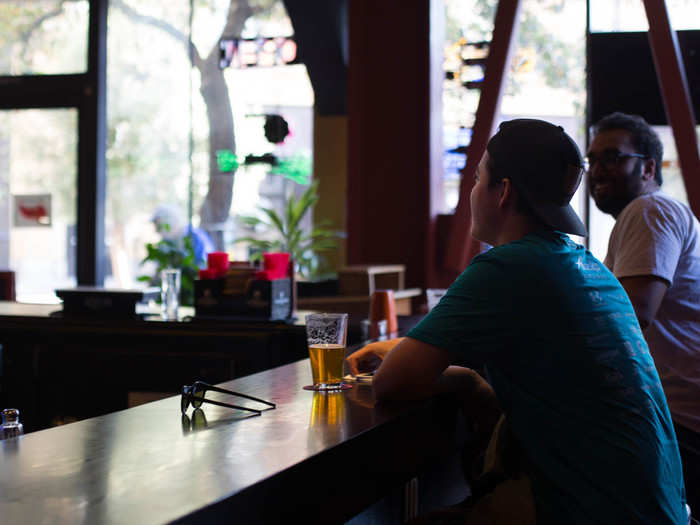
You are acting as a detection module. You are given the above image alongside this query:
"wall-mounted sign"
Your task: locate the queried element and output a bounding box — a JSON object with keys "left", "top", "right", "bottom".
{"left": 219, "top": 36, "right": 298, "bottom": 69}
{"left": 13, "top": 194, "right": 51, "bottom": 227}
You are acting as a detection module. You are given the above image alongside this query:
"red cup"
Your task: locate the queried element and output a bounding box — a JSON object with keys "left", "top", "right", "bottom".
{"left": 369, "top": 289, "right": 398, "bottom": 337}
{"left": 207, "top": 252, "right": 229, "bottom": 276}
{"left": 263, "top": 252, "right": 290, "bottom": 280}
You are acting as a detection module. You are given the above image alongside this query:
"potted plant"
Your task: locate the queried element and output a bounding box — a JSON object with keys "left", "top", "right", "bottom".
{"left": 138, "top": 233, "right": 199, "bottom": 306}
{"left": 235, "top": 180, "right": 341, "bottom": 282}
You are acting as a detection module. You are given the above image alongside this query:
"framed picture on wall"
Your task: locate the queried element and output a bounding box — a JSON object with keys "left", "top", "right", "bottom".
{"left": 13, "top": 194, "right": 51, "bottom": 227}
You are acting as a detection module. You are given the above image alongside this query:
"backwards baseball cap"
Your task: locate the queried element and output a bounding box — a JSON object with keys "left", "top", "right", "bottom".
{"left": 486, "top": 119, "right": 587, "bottom": 237}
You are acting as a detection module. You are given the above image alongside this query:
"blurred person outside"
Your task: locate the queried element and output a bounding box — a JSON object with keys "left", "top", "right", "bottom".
{"left": 347, "top": 119, "right": 687, "bottom": 524}
{"left": 588, "top": 112, "right": 700, "bottom": 516}
{"left": 151, "top": 204, "right": 215, "bottom": 268}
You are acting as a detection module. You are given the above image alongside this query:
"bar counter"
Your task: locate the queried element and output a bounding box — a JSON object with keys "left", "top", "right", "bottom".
{"left": 0, "top": 358, "right": 465, "bottom": 524}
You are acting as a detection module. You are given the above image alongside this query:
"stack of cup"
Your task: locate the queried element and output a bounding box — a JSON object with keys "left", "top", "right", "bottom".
{"left": 369, "top": 289, "right": 398, "bottom": 339}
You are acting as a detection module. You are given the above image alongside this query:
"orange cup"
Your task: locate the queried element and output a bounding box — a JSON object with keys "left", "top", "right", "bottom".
{"left": 369, "top": 289, "right": 398, "bottom": 338}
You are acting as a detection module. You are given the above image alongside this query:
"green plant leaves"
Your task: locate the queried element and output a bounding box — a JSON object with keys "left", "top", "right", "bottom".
{"left": 238, "top": 215, "right": 264, "bottom": 228}
{"left": 235, "top": 179, "right": 340, "bottom": 278}
{"left": 259, "top": 206, "right": 286, "bottom": 238}
{"left": 138, "top": 234, "right": 200, "bottom": 306}
{"left": 287, "top": 181, "right": 319, "bottom": 237}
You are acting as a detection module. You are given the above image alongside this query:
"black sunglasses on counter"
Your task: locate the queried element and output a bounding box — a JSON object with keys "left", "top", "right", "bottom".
{"left": 180, "top": 381, "right": 276, "bottom": 415}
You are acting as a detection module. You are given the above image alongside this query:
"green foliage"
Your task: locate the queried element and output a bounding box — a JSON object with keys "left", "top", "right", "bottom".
{"left": 446, "top": 0, "right": 584, "bottom": 96}
{"left": 516, "top": 7, "right": 582, "bottom": 92}
{"left": 137, "top": 233, "right": 199, "bottom": 306}
{"left": 236, "top": 180, "right": 340, "bottom": 278}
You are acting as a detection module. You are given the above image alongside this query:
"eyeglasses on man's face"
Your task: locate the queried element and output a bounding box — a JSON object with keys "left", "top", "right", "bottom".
{"left": 180, "top": 381, "right": 276, "bottom": 415}
{"left": 584, "top": 149, "right": 646, "bottom": 172}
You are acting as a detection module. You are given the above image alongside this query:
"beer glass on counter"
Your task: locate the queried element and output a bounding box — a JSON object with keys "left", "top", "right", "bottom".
{"left": 304, "top": 313, "right": 351, "bottom": 391}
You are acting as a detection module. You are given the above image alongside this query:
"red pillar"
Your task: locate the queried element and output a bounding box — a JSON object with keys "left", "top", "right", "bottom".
{"left": 347, "top": 1, "right": 443, "bottom": 291}
{"left": 642, "top": 0, "right": 700, "bottom": 218}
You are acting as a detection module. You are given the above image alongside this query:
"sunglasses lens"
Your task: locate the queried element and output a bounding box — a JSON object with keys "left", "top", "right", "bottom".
{"left": 181, "top": 391, "right": 190, "bottom": 413}
{"left": 192, "top": 386, "right": 205, "bottom": 408}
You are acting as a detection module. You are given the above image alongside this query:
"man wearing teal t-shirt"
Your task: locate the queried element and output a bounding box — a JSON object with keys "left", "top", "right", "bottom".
{"left": 347, "top": 119, "right": 687, "bottom": 524}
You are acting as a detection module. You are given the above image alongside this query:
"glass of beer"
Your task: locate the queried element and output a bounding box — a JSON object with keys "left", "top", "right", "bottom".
{"left": 304, "top": 313, "right": 351, "bottom": 391}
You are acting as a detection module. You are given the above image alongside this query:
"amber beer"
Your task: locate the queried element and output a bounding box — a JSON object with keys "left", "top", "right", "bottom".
{"left": 309, "top": 343, "right": 346, "bottom": 386}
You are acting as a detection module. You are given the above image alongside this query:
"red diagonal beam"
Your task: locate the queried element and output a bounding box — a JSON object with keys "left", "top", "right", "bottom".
{"left": 445, "top": 0, "right": 522, "bottom": 272}
{"left": 642, "top": 0, "right": 700, "bottom": 219}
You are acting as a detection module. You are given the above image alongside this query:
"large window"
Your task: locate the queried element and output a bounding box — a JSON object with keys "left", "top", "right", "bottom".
{"left": 0, "top": 0, "right": 89, "bottom": 75}
{"left": 0, "top": 109, "right": 78, "bottom": 302}
{"left": 104, "top": 1, "right": 192, "bottom": 288}
{"left": 443, "top": 0, "right": 587, "bottom": 243}
{"left": 1, "top": 0, "right": 314, "bottom": 300}
{"left": 104, "top": 0, "right": 313, "bottom": 289}
{"left": 444, "top": 0, "right": 699, "bottom": 262}
{"left": 590, "top": 0, "right": 699, "bottom": 32}
{"left": 0, "top": 0, "right": 91, "bottom": 303}
{"left": 588, "top": 0, "right": 699, "bottom": 260}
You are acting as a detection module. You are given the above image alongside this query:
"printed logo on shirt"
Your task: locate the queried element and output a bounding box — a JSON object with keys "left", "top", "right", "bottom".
{"left": 575, "top": 257, "right": 602, "bottom": 273}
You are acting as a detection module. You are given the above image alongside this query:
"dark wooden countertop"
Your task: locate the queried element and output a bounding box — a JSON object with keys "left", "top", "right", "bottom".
{"left": 0, "top": 358, "right": 460, "bottom": 524}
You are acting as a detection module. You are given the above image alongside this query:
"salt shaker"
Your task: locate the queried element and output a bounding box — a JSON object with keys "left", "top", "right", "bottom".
{"left": 0, "top": 408, "right": 23, "bottom": 440}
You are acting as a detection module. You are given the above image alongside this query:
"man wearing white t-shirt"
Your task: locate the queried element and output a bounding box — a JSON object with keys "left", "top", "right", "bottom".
{"left": 588, "top": 112, "right": 700, "bottom": 514}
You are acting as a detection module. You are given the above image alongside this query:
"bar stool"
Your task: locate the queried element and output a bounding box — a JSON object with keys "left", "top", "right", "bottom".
{"left": 0, "top": 271, "right": 16, "bottom": 301}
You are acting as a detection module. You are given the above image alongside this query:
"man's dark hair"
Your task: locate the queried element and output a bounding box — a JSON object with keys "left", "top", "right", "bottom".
{"left": 484, "top": 119, "right": 587, "bottom": 236}
{"left": 592, "top": 112, "right": 664, "bottom": 186}
{"left": 486, "top": 153, "right": 544, "bottom": 223}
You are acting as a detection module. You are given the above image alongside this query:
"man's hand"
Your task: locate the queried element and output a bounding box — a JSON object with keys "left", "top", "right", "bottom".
{"left": 346, "top": 338, "right": 404, "bottom": 376}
